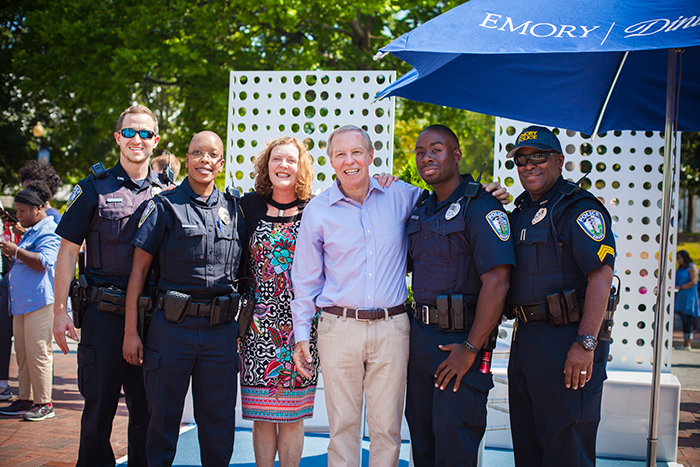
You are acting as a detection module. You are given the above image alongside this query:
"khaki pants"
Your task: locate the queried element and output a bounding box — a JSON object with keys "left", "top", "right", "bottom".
{"left": 14, "top": 303, "right": 54, "bottom": 404}
{"left": 317, "top": 311, "right": 410, "bottom": 467}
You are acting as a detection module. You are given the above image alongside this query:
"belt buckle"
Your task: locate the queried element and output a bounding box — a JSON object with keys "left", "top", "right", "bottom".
{"left": 354, "top": 308, "right": 372, "bottom": 322}
{"left": 421, "top": 305, "right": 430, "bottom": 325}
{"left": 514, "top": 305, "right": 528, "bottom": 323}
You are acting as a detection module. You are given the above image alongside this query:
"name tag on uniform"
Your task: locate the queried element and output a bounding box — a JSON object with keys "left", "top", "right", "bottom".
{"left": 181, "top": 224, "right": 199, "bottom": 229}
{"left": 107, "top": 198, "right": 123, "bottom": 203}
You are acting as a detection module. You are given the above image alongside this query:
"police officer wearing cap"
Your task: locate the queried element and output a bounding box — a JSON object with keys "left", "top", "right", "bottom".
{"left": 52, "top": 105, "right": 161, "bottom": 467}
{"left": 406, "top": 125, "right": 515, "bottom": 467}
{"left": 123, "top": 130, "right": 245, "bottom": 467}
{"left": 506, "top": 126, "right": 615, "bottom": 467}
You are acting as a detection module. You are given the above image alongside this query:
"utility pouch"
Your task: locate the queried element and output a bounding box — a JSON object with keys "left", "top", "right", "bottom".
{"left": 563, "top": 289, "right": 581, "bottom": 324}
{"left": 69, "top": 279, "right": 85, "bottom": 328}
{"left": 547, "top": 292, "right": 566, "bottom": 326}
{"left": 451, "top": 294, "right": 465, "bottom": 332}
{"left": 210, "top": 293, "right": 239, "bottom": 326}
{"left": 95, "top": 288, "right": 126, "bottom": 314}
{"left": 436, "top": 294, "right": 451, "bottom": 331}
{"left": 163, "top": 290, "right": 191, "bottom": 323}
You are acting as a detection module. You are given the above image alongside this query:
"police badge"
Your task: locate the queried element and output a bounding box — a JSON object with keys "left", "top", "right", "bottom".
{"left": 531, "top": 207, "right": 547, "bottom": 225}
{"left": 218, "top": 206, "right": 231, "bottom": 225}
{"left": 445, "top": 202, "right": 461, "bottom": 220}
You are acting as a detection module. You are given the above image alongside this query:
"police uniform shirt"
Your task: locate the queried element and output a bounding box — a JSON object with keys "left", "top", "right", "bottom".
{"left": 56, "top": 162, "right": 162, "bottom": 289}
{"left": 408, "top": 174, "right": 516, "bottom": 306}
{"left": 508, "top": 176, "right": 616, "bottom": 305}
{"left": 132, "top": 177, "right": 244, "bottom": 300}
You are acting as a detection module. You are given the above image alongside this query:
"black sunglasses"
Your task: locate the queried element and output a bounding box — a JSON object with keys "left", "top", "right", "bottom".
{"left": 119, "top": 128, "right": 156, "bottom": 140}
{"left": 514, "top": 151, "right": 558, "bottom": 167}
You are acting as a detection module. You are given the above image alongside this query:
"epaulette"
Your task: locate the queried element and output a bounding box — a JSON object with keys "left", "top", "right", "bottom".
{"left": 560, "top": 179, "right": 580, "bottom": 197}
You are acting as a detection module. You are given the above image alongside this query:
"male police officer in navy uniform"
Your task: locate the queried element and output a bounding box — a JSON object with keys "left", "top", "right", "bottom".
{"left": 53, "top": 105, "right": 161, "bottom": 467}
{"left": 506, "top": 126, "right": 615, "bottom": 467}
{"left": 405, "top": 125, "right": 515, "bottom": 467}
{"left": 123, "top": 131, "right": 245, "bottom": 467}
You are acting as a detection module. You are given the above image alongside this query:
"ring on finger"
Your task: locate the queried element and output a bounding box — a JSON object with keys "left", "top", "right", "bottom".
{"left": 580, "top": 370, "right": 587, "bottom": 374}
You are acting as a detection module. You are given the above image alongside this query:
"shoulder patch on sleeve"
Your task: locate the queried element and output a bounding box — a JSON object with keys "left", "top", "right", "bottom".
{"left": 65, "top": 185, "right": 82, "bottom": 212}
{"left": 577, "top": 210, "right": 605, "bottom": 241}
{"left": 486, "top": 210, "right": 510, "bottom": 241}
{"left": 138, "top": 200, "right": 156, "bottom": 228}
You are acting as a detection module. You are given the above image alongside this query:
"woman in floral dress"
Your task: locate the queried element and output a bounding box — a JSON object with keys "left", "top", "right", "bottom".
{"left": 239, "top": 136, "right": 319, "bottom": 467}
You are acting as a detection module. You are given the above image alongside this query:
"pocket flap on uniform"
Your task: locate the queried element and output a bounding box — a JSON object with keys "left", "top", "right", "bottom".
{"left": 406, "top": 217, "right": 421, "bottom": 235}
{"left": 142, "top": 349, "right": 161, "bottom": 371}
{"left": 98, "top": 206, "right": 132, "bottom": 222}
{"left": 518, "top": 228, "right": 549, "bottom": 245}
{"left": 77, "top": 345, "right": 96, "bottom": 366}
{"left": 175, "top": 224, "right": 204, "bottom": 238}
{"left": 215, "top": 222, "right": 234, "bottom": 240}
{"left": 429, "top": 217, "right": 465, "bottom": 236}
{"left": 463, "top": 369, "right": 494, "bottom": 393}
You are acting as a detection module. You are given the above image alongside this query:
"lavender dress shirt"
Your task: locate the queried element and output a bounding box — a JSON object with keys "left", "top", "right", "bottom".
{"left": 291, "top": 178, "right": 422, "bottom": 342}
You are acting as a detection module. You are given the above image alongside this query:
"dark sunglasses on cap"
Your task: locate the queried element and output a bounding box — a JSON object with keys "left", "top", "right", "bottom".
{"left": 514, "top": 151, "right": 558, "bottom": 167}
{"left": 119, "top": 128, "right": 156, "bottom": 140}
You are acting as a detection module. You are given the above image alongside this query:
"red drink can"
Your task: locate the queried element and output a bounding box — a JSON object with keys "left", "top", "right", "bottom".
{"left": 478, "top": 350, "right": 492, "bottom": 374}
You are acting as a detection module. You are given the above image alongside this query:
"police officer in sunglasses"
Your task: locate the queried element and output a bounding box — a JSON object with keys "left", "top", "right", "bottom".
{"left": 506, "top": 126, "right": 615, "bottom": 467}
{"left": 52, "top": 105, "right": 163, "bottom": 467}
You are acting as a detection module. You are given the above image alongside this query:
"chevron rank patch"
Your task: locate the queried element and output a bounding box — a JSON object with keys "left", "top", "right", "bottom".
{"left": 597, "top": 245, "right": 615, "bottom": 262}
{"left": 486, "top": 210, "right": 510, "bottom": 241}
{"left": 138, "top": 200, "right": 156, "bottom": 228}
{"left": 65, "top": 185, "right": 82, "bottom": 212}
{"left": 577, "top": 210, "right": 605, "bottom": 241}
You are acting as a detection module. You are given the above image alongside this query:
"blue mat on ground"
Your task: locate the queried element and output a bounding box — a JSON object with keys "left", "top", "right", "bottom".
{"left": 119, "top": 425, "right": 670, "bottom": 467}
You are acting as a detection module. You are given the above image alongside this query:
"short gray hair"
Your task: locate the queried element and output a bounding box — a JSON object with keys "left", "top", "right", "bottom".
{"left": 326, "top": 125, "right": 373, "bottom": 157}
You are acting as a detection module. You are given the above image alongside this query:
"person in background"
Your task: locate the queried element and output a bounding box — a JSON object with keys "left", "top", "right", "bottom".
{"left": 0, "top": 181, "right": 60, "bottom": 420}
{"left": 239, "top": 136, "right": 319, "bottom": 467}
{"left": 151, "top": 151, "right": 182, "bottom": 184}
{"left": 674, "top": 250, "right": 699, "bottom": 350}
{"left": 18, "top": 160, "right": 63, "bottom": 225}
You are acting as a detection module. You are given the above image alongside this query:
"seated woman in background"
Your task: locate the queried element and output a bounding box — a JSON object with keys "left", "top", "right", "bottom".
{"left": 0, "top": 181, "right": 60, "bottom": 421}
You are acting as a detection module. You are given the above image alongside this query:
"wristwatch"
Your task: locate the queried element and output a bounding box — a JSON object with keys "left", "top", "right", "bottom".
{"left": 462, "top": 340, "right": 480, "bottom": 354}
{"left": 575, "top": 334, "right": 598, "bottom": 351}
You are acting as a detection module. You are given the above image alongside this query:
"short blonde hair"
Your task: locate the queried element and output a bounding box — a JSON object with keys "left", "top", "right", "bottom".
{"left": 253, "top": 137, "right": 314, "bottom": 200}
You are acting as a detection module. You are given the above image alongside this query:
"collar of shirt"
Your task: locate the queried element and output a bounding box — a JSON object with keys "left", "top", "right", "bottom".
{"left": 180, "top": 176, "right": 220, "bottom": 207}
{"left": 328, "top": 176, "right": 386, "bottom": 206}
{"left": 520, "top": 175, "right": 566, "bottom": 210}
{"left": 19, "top": 216, "right": 54, "bottom": 242}
{"left": 426, "top": 173, "right": 476, "bottom": 214}
{"left": 113, "top": 161, "right": 162, "bottom": 192}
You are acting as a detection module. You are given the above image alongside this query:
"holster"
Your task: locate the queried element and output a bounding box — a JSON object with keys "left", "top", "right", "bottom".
{"left": 69, "top": 278, "right": 87, "bottom": 329}
{"left": 598, "top": 277, "right": 620, "bottom": 341}
{"left": 210, "top": 292, "right": 240, "bottom": 326}
{"left": 163, "top": 290, "right": 191, "bottom": 323}
{"left": 237, "top": 294, "right": 256, "bottom": 339}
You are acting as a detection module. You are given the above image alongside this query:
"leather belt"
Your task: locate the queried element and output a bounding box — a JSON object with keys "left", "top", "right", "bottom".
{"left": 157, "top": 293, "right": 216, "bottom": 318}
{"left": 411, "top": 301, "right": 476, "bottom": 326}
{"left": 511, "top": 303, "right": 548, "bottom": 323}
{"left": 321, "top": 304, "right": 406, "bottom": 321}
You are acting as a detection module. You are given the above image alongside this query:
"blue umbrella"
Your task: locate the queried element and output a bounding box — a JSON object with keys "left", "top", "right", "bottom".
{"left": 375, "top": 1, "right": 700, "bottom": 465}
{"left": 375, "top": 0, "right": 700, "bottom": 134}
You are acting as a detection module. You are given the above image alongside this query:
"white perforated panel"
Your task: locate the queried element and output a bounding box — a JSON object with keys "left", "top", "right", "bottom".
{"left": 226, "top": 71, "right": 396, "bottom": 193}
{"left": 494, "top": 118, "right": 679, "bottom": 373}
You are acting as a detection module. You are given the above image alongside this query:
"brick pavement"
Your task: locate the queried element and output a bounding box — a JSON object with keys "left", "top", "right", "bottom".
{"left": 0, "top": 340, "right": 698, "bottom": 466}
{"left": 0, "top": 342, "right": 128, "bottom": 467}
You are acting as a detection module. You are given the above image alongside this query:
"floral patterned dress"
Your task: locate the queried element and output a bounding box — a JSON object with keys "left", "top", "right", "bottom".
{"left": 239, "top": 214, "right": 320, "bottom": 422}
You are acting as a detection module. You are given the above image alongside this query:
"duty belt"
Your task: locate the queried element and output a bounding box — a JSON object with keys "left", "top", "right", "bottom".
{"left": 321, "top": 304, "right": 406, "bottom": 321}
{"left": 510, "top": 303, "right": 549, "bottom": 323}
{"left": 411, "top": 301, "right": 476, "bottom": 326}
{"left": 156, "top": 292, "right": 217, "bottom": 318}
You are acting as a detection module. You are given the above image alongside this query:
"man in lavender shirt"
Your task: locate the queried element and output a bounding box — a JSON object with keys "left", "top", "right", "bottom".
{"left": 291, "top": 125, "right": 505, "bottom": 466}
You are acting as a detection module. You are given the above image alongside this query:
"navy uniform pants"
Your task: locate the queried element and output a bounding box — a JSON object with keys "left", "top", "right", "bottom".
{"left": 143, "top": 311, "right": 239, "bottom": 467}
{"left": 508, "top": 321, "right": 609, "bottom": 467}
{"left": 405, "top": 320, "right": 494, "bottom": 467}
{"left": 77, "top": 303, "right": 149, "bottom": 467}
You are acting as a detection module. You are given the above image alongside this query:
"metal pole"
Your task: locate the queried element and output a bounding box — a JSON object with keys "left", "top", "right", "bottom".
{"left": 591, "top": 52, "right": 629, "bottom": 139}
{"left": 646, "top": 48, "right": 678, "bottom": 467}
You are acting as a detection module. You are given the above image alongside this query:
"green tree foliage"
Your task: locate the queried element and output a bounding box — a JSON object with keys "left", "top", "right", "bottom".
{"left": 0, "top": 0, "right": 495, "bottom": 187}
